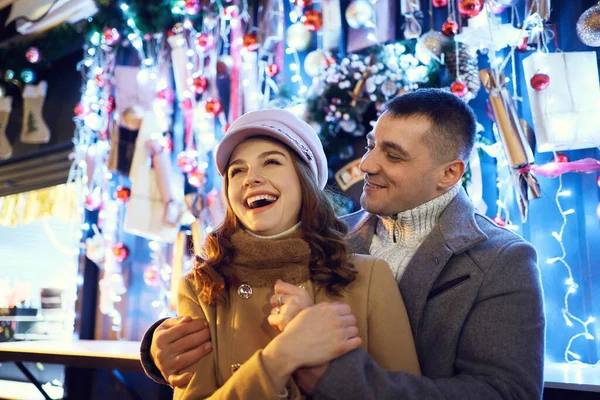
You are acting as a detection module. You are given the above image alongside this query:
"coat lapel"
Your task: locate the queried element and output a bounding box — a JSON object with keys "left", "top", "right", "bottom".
{"left": 399, "top": 189, "right": 488, "bottom": 340}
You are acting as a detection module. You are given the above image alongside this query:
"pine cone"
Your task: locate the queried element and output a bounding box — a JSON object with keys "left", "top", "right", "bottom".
{"left": 446, "top": 43, "right": 480, "bottom": 99}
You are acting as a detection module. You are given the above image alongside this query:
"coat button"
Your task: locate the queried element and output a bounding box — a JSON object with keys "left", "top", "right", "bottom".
{"left": 237, "top": 284, "right": 252, "bottom": 299}
{"left": 231, "top": 363, "right": 242, "bottom": 374}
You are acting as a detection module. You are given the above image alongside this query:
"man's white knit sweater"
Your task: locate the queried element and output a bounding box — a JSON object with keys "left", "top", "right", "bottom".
{"left": 370, "top": 185, "right": 460, "bottom": 282}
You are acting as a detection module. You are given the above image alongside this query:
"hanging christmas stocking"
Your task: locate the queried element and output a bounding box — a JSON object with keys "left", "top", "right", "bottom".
{"left": 21, "top": 81, "right": 50, "bottom": 144}
{"left": 0, "top": 96, "right": 13, "bottom": 160}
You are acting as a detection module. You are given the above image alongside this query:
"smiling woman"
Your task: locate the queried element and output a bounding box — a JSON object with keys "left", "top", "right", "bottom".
{"left": 167, "top": 108, "right": 421, "bottom": 400}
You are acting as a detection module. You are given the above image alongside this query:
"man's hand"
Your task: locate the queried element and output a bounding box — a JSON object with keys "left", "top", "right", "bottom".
{"left": 263, "top": 302, "right": 361, "bottom": 372}
{"left": 151, "top": 316, "right": 212, "bottom": 387}
{"left": 268, "top": 280, "right": 314, "bottom": 331}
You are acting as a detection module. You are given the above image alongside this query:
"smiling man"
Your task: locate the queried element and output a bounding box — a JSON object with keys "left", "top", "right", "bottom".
{"left": 139, "top": 89, "right": 545, "bottom": 399}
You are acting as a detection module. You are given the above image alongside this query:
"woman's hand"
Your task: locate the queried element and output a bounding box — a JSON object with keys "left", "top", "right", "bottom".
{"left": 267, "top": 280, "right": 314, "bottom": 331}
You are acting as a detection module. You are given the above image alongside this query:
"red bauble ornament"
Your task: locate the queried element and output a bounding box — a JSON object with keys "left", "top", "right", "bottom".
{"left": 243, "top": 33, "right": 259, "bottom": 51}
{"left": 303, "top": 10, "right": 323, "bottom": 32}
{"left": 188, "top": 168, "right": 206, "bottom": 188}
{"left": 25, "top": 47, "right": 41, "bottom": 64}
{"left": 205, "top": 98, "right": 223, "bottom": 115}
{"left": 450, "top": 81, "right": 469, "bottom": 97}
{"left": 192, "top": 75, "right": 208, "bottom": 94}
{"left": 530, "top": 73, "right": 550, "bottom": 91}
{"left": 492, "top": 216, "right": 506, "bottom": 227}
{"left": 74, "top": 103, "right": 88, "bottom": 118}
{"left": 103, "top": 27, "right": 120, "bottom": 46}
{"left": 458, "top": 0, "right": 483, "bottom": 18}
{"left": 143, "top": 266, "right": 161, "bottom": 287}
{"left": 185, "top": 0, "right": 201, "bottom": 15}
{"left": 442, "top": 20, "right": 459, "bottom": 36}
{"left": 113, "top": 243, "right": 130, "bottom": 262}
{"left": 177, "top": 151, "right": 199, "bottom": 173}
{"left": 265, "top": 64, "right": 279, "bottom": 77}
{"left": 553, "top": 153, "right": 569, "bottom": 163}
{"left": 115, "top": 186, "right": 131, "bottom": 202}
{"left": 105, "top": 96, "right": 115, "bottom": 113}
{"left": 432, "top": 0, "right": 448, "bottom": 7}
{"left": 197, "top": 33, "right": 215, "bottom": 51}
{"left": 295, "top": 0, "right": 313, "bottom": 7}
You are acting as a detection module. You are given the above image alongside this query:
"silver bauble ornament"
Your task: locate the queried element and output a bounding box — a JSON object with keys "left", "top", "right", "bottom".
{"left": 576, "top": 4, "right": 600, "bottom": 47}
{"left": 345, "top": 0, "right": 375, "bottom": 29}
{"left": 304, "top": 50, "right": 329, "bottom": 77}
{"left": 415, "top": 31, "right": 450, "bottom": 65}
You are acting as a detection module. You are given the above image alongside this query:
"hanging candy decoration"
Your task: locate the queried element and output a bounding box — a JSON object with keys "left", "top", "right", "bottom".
{"left": 176, "top": 151, "right": 199, "bottom": 173}
{"left": 143, "top": 266, "right": 161, "bottom": 287}
{"left": 265, "top": 64, "right": 279, "bottom": 77}
{"left": 303, "top": 10, "right": 323, "bottom": 32}
{"left": 113, "top": 243, "right": 130, "bottom": 262}
{"left": 450, "top": 80, "right": 469, "bottom": 97}
{"left": 530, "top": 73, "right": 550, "bottom": 91}
{"left": 345, "top": 0, "right": 375, "bottom": 29}
{"left": 102, "top": 27, "right": 120, "bottom": 46}
{"left": 243, "top": 33, "right": 259, "bottom": 51}
{"left": 442, "top": 20, "right": 459, "bottom": 37}
{"left": 480, "top": 68, "right": 541, "bottom": 222}
{"left": 192, "top": 74, "right": 208, "bottom": 94}
{"left": 458, "top": 0, "right": 484, "bottom": 19}
{"left": 433, "top": 0, "right": 448, "bottom": 7}
{"left": 115, "top": 186, "right": 131, "bottom": 202}
{"left": 286, "top": 23, "right": 312, "bottom": 51}
{"left": 205, "top": 98, "right": 223, "bottom": 115}
{"left": 25, "top": 47, "right": 41, "bottom": 64}
{"left": 576, "top": 3, "right": 600, "bottom": 47}
{"left": 197, "top": 33, "right": 216, "bottom": 52}
{"left": 20, "top": 69, "right": 36, "bottom": 83}
{"left": 185, "top": 0, "right": 201, "bottom": 15}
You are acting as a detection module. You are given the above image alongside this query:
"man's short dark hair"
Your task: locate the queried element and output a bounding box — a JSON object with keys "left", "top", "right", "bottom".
{"left": 381, "top": 88, "right": 477, "bottom": 162}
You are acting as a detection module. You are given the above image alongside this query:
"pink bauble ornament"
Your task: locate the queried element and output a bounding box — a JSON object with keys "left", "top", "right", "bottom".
{"left": 205, "top": 98, "right": 223, "bottom": 115}
{"left": 192, "top": 75, "right": 208, "bottom": 94}
{"left": 185, "top": 0, "right": 201, "bottom": 15}
{"left": 143, "top": 266, "right": 161, "bottom": 287}
{"left": 492, "top": 216, "right": 506, "bottom": 227}
{"left": 450, "top": 81, "right": 469, "bottom": 97}
{"left": 25, "top": 47, "right": 41, "bottom": 64}
{"left": 432, "top": 0, "right": 448, "bottom": 7}
{"left": 103, "top": 27, "right": 120, "bottom": 46}
{"left": 177, "top": 151, "right": 198, "bottom": 173}
{"left": 115, "top": 186, "right": 131, "bottom": 202}
{"left": 197, "top": 33, "right": 215, "bottom": 51}
{"left": 530, "top": 73, "right": 550, "bottom": 91}
{"left": 458, "top": 0, "right": 483, "bottom": 18}
{"left": 113, "top": 243, "right": 129, "bottom": 262}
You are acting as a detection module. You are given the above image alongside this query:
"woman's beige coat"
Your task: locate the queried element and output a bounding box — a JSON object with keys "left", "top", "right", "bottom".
{"left": 174, "top": 231, "right": 420, "bottom": 399}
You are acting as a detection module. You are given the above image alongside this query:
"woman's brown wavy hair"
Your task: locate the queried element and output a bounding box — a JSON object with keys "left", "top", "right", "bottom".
{"left": 193, "top": 139, "right": 357, "bottom": 304}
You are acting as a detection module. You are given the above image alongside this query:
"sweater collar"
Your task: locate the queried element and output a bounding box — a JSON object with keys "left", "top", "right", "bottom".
{"left": 377, "top": 185, "right": 460, "bottom": 241}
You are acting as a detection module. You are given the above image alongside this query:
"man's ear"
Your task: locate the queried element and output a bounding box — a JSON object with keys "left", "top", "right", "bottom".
{"left": 437, "top": 159, "right": 465, "bottom": 189}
